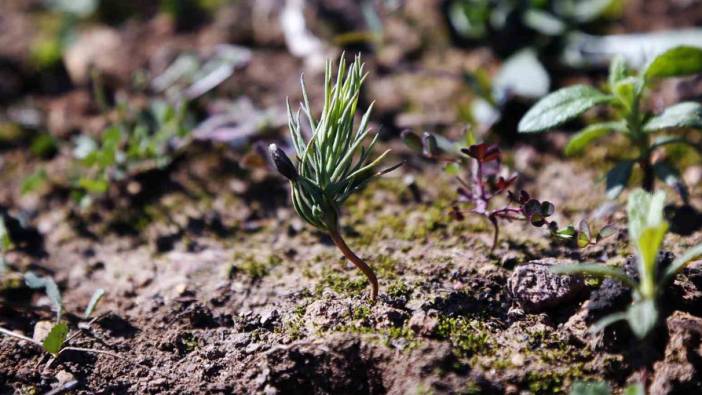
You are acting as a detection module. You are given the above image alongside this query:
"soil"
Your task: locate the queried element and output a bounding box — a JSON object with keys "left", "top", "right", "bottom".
{"left": 1, "top": 0, "right": 702, "bottom": 394}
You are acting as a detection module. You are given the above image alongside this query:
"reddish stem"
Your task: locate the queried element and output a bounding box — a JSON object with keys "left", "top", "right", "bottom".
{"left": 329, "top": 229, "right": 379, "bottom": 302}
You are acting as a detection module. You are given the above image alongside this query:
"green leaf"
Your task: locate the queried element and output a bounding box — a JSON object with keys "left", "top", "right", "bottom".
{"left": 596, "top": 224, "right": 617, "bottom": 242}
{"left": 626, "top": 299, "right": 658, "bottom": 339}
{"left": 84, "top": 288, "right": 105, "bottom": 318}
{"left": 608, "top": 56, "right": 629, "bottom": 89}
{"left": 401, "top": 131, "right": 423, "bottom": 153}
{"left": 522, "top": 9, "right": 565, "bottom": 36}
{"left": 663, "top": 243, "right": 702, "bottom": 284}
{"left": 24, "top": 272, "right": 63, "bottom": 322}
{"left": 643, "top": 102, "right": 702, "bottom": 132}
{"left": 569, "top": 381, "right": 611, "bottom": 395}
{"left": 0, "top": 218, "right": 12, "bottom": 252}
{"left": 605, "top": 160, "right": 634, "bottom": 199}
{"left": 623, "top": 383, "right": 645, "bottom": 395}
{"left": 644, "top": 46, "right": 702, "bottom": 80}
{"left": 637, "top": 223, "right": 668, "bottom": 287}
{"left": 42, "top": 322, "right": 68, "bottom": 355}
{"left": 612, "top": 77, "right": 642, "bottom": 109}
{"left": 627, "top": 189, "right": 667, "bottom": 243}
{"left": 551, "top": 263, "right": 637, "bottom": 289}
{"left": 444, "top": 162, "right": 461, "bottom": 176}
{"left": 568, "top": 0, "right": 617, "bottom": 23}
{"left": 565, "top": 121, "right": 625, "bottom": 156}
{"left": 590, "top": 312, "right": 628, "bottom": 333}
{"left": 518, "top": 85, "right": 611, "bottom": 133}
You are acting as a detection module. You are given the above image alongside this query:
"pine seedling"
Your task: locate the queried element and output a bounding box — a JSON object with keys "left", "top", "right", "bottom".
{"left": 270, "top": 55, "right": 397, "bottom": 302}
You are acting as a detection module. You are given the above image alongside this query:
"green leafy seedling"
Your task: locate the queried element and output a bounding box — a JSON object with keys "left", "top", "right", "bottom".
{"left": 43, "top": 322, "right": 69, "bottom": 355}
{"left": 519, "top": 46, "right": 702, "bottom": 200}
{"left": 553, "top": 189, "right": 702, "bottom": 338}
{"left": 270, "top": 55, "right": 397, "bottom": 302}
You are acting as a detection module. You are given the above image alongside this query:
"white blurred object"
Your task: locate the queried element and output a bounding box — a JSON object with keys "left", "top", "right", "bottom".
{"left": 280, "top": 0, "right": 328, "bottom": 70}
{"left": 563, "top": 30, "right": 702, "bottom": 69}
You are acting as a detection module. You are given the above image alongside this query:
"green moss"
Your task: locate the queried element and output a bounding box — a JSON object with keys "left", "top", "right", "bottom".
{"left": 178, "top": 332, "right": 199, "bottom": 353}
{"left": 435, "top": 316, "right": 493, "bottom": 358}
{"left": 387, "top": 279, "right": 412, "bottom": 299}
{"left": 315, "top": 266, "right": 368, "bottom": 296}
{"left": 231, "top": 252, "right": 282, "bottom": 280}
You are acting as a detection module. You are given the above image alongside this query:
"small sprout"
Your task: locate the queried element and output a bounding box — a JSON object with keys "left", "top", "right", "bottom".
{"left": 24, "top": 271, "right": 62, "bottom": 322}
{"left": 453, "top": 142, "right": 558, "bottom": 252}
{"left": 403, "top": 132, "right": 610, "bottom": 252}
{"left": 83, "top": 288, "right": 105, "bottom": 319}
{"left": 519, "top": 46, "right": 702, "bottom": 200}
{"left": 553, "top": 189, "right": 702, "bottom": 339}
{"left": 272, "top": 55, "right": 395, "bottom": 302}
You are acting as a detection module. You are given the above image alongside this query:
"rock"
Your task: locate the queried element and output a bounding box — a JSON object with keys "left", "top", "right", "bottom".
{"left": 55, "top": 370, "right": 75, "bottom": 386}
{"left": 64, "top": 27, "right": 130, "bottom": 85}
{"left": 650, "top": 312, "right": 702, "bottom": 394}
{"left": 259, "top": 309, "right": 280, "bottom": 328}
{"left": 507, "top": 258, "right": 586, "bottom": 313}
{"left": 32, "top": 320, "right": 54, "bottom": 343}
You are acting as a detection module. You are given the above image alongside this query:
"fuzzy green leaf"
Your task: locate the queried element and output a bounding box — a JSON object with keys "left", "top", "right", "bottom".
{"left": 565, "top": 121, "right": 625, "bottom": 156}
{"left": 84, "top": 288, "right": 105, "bottom": 318}
{"left": 644, "top": 102, "right": 702, "bottom": 132}
{"left": 623, "top": 383, "right": 645, "bottom": 395}
{"left": 518, "top": 85, "right": 611, "bottom": 133}
{"left": 24, "top": 272, "right": 63, "bottom": 322}
{"left": 627, "top": 189, "right": 667, "bottom": 244}
{"left": 551, "top": 263, "right": 637, "bottom": 289}
{"left": 590, "top": 312, "right": 628, "bottom": 333}
{"left": 43, "top": 322, "right": 68, "bottom": 355}
{"left": 626, "top": 299, "right": 658, "bottom": 339}
{"left": 663, "top": 243, "right": 702, "bottom": 284}
{"left": 605, "top": 160, "right": 634, "bottom": 200}
{"left": 644, "top": 46, "right": 702, "bottom": 80}
{"left": 569, "top": 381, "right": 611, "bottom": 395}
{"left": 608, "top": 55, "right": 629, "bottom": 89}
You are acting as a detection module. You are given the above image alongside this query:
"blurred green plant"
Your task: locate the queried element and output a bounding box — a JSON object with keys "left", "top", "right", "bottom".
{"left": 553, "top": 189, "right": 702, "bottom": 339}
{"left": 448, "top": 0, "right": 619, "bottom": 44}
{"left": 270, "top": 55, "right": 397, "bottom": 302}
{"left": 519, "top": 46, "right": 702, "bottom": 200}
{"left": 71, "top": 99, "right": 192, "bottom": 207}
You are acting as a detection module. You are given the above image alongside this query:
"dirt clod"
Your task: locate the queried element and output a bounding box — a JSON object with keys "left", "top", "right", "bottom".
{"left": 507, "top": 258, "right": 586, "bottom": 313}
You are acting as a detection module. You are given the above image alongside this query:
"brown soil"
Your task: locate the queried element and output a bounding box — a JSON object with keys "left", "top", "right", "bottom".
{"left": 1, "top": 1, "right": 702, "bottom": 394}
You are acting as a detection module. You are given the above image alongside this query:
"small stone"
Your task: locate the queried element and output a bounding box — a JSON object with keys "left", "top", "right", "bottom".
{"left": 245, "top": 343, "right": 260, "bottom": 354}
{"left": 259, "top": 309, "right": 280, "bottom": 328}
{"left": 507, "top": 258, "right": 586, "bottom": 313}
{"left": 64, "top": 27, "right": 129, "bottom": 85}
{"left": 55, "top": 370, "right": 75, "bottom": 386}
{"left": 510, "top": 353, "right": 525, "bottom": 367}
{"left": 32, "top": 321, "right": 53, "bottom": 343}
